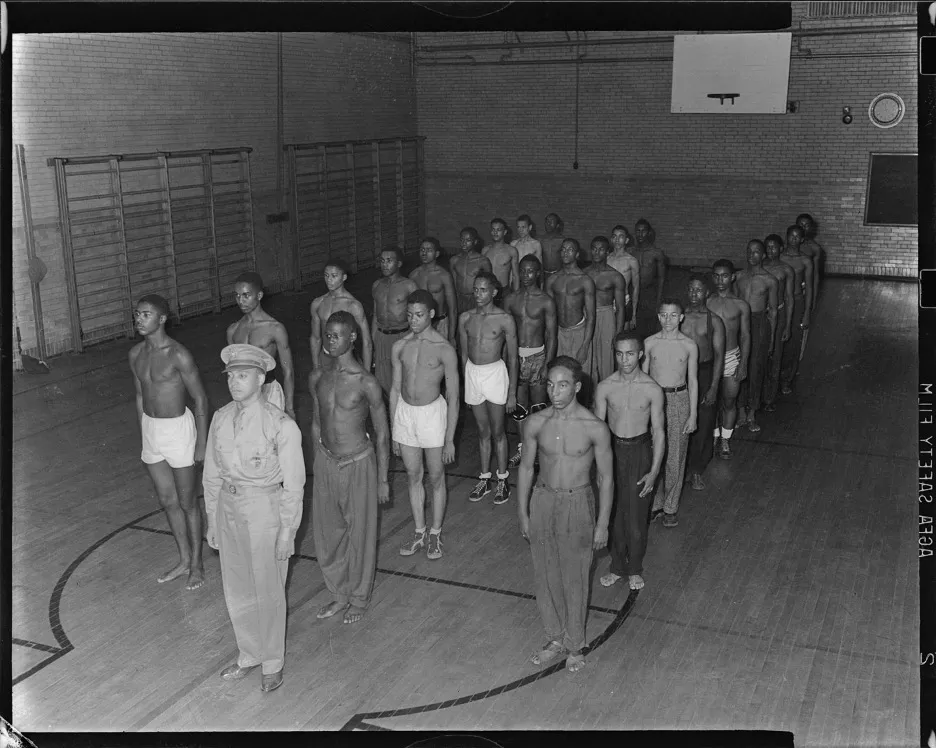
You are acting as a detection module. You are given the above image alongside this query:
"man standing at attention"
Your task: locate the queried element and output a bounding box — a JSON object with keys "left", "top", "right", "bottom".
{"left": 482, "top": 217, "right": 520, "bottom": 294}
{"left": 607, "top": 225, "right": 640, "bottom": 331}
{"left": 516, "top": 356, "right": 613, "bottom": 673}
{"left": 584, "top": 236, "right": 627, "bottom": 385}
{"left": 545, "top": 238, "right": 596, "bottom": 366}
{"left": 459, "top": 271, "right": 518, "bottom": 505}
{"left": 391, "top": 290, "right": 460, "bottom": 560}
{"left": 129, "top": 294, "right": 209, "bottom": 590}
{"left": 734, "top": 240, "right": 779, "bottom": 434}
{"left": 310, "top": 260, "right": 372, "bottom": 372}
{"left": 202, "top": 344, "right": 305, "bottom": 693}
{"left": 707, "top": 260, "right": 750, "bottom": 460}
{"left": 309, "top": 311, "right": 390, "bottom": 625}
{"left": 796, "top": 212, "right": 823, "bottom": 306}
{"left": 371, "top": 247, "right": 418, "bottom": 396}
{"left": 643, "top": 299, "right": 698, "bottom": 528}
{"left": 761, "top": 234, "right": 794, "bottom": 412}
{"left": 634, "top": 218, "right": 667, "bottom": 336}
{"left": 511, "top": 214, "right": 543, "bottom": 264}
{"left": 410, "top": 237, "right": 457, "bottom": 346}
{"left": 503, "top": 255, "right": 557, "bottom": 468}
{"left": 779, "top": 225, "right": 814, "bottom": 395}
{"left": 680, "top": 276, "right": 725, "bottom": 490}
{"left": 227, "top": 272, "right": 295, "bottom": 418}
{"left": 594, "top": 332, "right": 665, "bottom": 591}
{"left": 451, "top": 226, "right": 493, "bottom": 317}
{"left": 540, "top": 213, "right": 566, "bottom": 277}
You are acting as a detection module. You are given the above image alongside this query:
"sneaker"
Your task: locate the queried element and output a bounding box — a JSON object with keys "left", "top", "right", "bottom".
{"left": 426, "top": 532, "right": 443, "bottom": 560}
{"left": 508, "top": 444, "right": 523, "bottom": 468}
{"left": 662, "top": 512, "right": 679, "bottom": 528}
{"left": 469, "top": 478, "right": 491, "bottom": 502}
{"left": 493, "top": 478, "right": 510, "bottom": 505}
{"left": 719, "top": 439, "right": 732, "bottom": 460}
{"left": 399, "top": 529, "right": 426, "bottom": 556}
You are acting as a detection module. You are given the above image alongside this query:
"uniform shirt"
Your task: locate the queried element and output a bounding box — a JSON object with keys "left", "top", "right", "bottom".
{"left": 203, "top": 398, "right": 305, "bottom": 540}
{"left": 511, "top": 236, "right": 543, "bottom": 263}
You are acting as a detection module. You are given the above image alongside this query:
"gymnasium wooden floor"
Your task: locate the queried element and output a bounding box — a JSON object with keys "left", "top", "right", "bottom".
{"left": 11, "top": 267, "right": 918, "bottom": 743}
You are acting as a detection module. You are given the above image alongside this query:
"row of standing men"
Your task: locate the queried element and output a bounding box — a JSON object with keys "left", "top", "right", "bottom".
{"left": 125, "top": 212, "right": 822, "bottom": 686}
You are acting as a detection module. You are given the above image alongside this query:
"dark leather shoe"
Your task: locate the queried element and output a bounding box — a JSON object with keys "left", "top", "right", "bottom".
{"left": 261, "top": 669, "right": 284, "bottom": 692}
{"left": 221, "top": 663, "right": 259, "bottom": 681}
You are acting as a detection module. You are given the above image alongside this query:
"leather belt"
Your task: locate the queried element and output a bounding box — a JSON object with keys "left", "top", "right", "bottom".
{"left": 379, "top": 326, "right": 409, "bottom": 335}
{"left": 662, "top": 384, "right": 688, "bottom": 393}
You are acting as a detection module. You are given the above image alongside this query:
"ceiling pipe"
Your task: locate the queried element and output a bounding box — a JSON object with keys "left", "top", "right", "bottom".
{"left": 416, "top": 23, "right": 915, "bottom": 54}
{"left": 416, "top": 51, "right": 912, "bottom": 67}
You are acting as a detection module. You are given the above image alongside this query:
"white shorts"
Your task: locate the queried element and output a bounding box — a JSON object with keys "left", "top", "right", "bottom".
{"left": 465, "top": 359, "right": 509, "bottom": 406}
{"left": 393, "top": 395, "right": 447, "bottom": 449}
{"left": 263, "top": 379, "right": 285, "bottom": 410}
{"left": 141, "top": 408, "right": 196, "bottom": 468}
{"left": 723, "top": 347, "right": 741, "bottom": 378}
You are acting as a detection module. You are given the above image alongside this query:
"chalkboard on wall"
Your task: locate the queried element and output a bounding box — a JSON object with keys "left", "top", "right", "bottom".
{"left": 863, "top": 152, "right": 918, "bottom": 227}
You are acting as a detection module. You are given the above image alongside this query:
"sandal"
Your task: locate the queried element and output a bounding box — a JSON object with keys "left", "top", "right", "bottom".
{"left": 531, "top": 640, "right": 567, "bottom": 666}
{"left": 566, "top": 652, "right": 586, "bottom": 673}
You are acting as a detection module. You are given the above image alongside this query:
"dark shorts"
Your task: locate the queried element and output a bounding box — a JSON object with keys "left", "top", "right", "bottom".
{"left": 519, "top": 348, "right": 547, "bottom": 386}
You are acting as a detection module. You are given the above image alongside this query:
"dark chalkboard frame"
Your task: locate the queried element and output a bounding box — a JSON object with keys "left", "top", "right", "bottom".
{"left": 863, "top": 152, "right": 918, "bottom": 227}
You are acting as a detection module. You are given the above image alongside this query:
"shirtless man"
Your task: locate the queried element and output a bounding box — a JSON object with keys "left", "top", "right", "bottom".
{"left": 451, "top": 226, "right": 493, "bottom": 317}
{"left": 459, "top": 271, "right": 519, "bottom": 505}
{"left": 227, "top": 272, "right": 295, "bottom": 418}
{"left": 540, "top": 213, "right": 566, "bottom": 276}
{"left": 642, "top": 300, "right": 698, "bottom": 528}
{"left": 129, "top": 294, "right": 209, "bottom": 590}
{"left": 511, "top": 214, "right": 543, "bottom": 264}
{"left": 796, "top": 213, "right": 823, "bottom": 306}
{"left": 634, "top": 219, "right": 667, "bottom": 336}
{"left": 585, "top": 236, "right": 627, "bottom": 385}
{"left": 681, "top": 276, "right": 725, "bottom": 490}
{"left": 735, "top": 240, "right": 779, "bottom": 433}
{"left": 482, "top": 217, "right": 520, "bottom": 294}
{"left": 706, "top": 260, "right": 751, "bottom": 460}
{"left": 309, "top": 311, "right": 390, "bottom": 625}
{"left": 504, "top": 256, "right": 557, "bottom": 468}
{"left": 371, "top": 247, "right": 418, "bottom": 395}
{"left": 607, "top": 225, "right": 640, "bottom": 331}
{"left": 544, "top": 239, "right": 596, "bottom": 366}
{"left": 309, "top": 259, "right": 372, "bottom": 372}
{"left": 391, "top": 290, "right": 459, "bottom": 560}
{"left": 594, "top": 332, "right": 665, "bottom": 590}
{"left": 779, "top": 225, "right": 814, "bottom": 395}
{"left": 409, "top": 237, "right": 457, "bottom": 345}
{"left": 761, "top": 234, "right": 795, "bottom": 412}
{"left": 517, "top": 356, "right": 613, "bottom": 674}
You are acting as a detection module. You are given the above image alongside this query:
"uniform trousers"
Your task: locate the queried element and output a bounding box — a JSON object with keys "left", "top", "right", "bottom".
{"left": 218, "top": 481, "right": 290, "bottom": 675}
{"left": 651, "top": 388, "right": 691, "bottom": 515}
{"left": 610, "top": 432, "right": 653, "bottom": 577}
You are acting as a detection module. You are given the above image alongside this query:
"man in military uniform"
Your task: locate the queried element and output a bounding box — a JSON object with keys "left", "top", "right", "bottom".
{"left": 202, "top": 344, "right": 306, "bottom": 693}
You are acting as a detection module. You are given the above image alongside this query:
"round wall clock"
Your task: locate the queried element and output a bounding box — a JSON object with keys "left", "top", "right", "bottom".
{"left": 868, "top": 93, "right": 905, "bottom": 129}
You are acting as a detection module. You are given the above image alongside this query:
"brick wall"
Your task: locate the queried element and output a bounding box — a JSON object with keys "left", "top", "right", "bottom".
{"left": 12, "top": 32, "right": 416, "bottom": 362}
{"left": 415, "top": 7, "right": 917, "bottom": 278}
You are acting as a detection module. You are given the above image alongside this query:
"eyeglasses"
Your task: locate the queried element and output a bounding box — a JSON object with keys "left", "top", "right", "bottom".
{"left": 511, "top": 401, "right": 549, "bottom": 422}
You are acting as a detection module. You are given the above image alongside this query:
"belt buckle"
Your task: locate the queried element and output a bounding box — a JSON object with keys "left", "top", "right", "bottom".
{"left": 228, "top": 483, "right": 237, "bottom": 495}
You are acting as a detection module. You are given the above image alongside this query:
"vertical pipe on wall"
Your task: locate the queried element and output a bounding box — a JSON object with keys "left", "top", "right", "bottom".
{"left": 276, "top": 33, "right": 285, "bottom": 212}
{"left": 157, "top": 153, "right": 180, "bottom": 322}
{"left": 347, "top": 143, "right": 358, "bottom": 272}
{"left": 112, "top": 158, "right": 135, "bottom": 339}
{"left": 203, "top": 151, "right": 222, "bottom": 314}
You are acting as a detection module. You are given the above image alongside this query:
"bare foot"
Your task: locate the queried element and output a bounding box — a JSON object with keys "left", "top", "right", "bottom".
{"left": 531, "top": 640, "right": 567, "bottom": 666}
{"left": 343, "top": 605, "right": 365, "bottom": 624}
{"left": 566, "top": 651, "right": 586, "bottom": 673}
{"left": 185, "top": 567, "right": 205, "bottom": 590}
{"left": 317, "top": 601, "right": 346, "bottom": 619}
{"left": 780, "top": 384, "right": 793, "bottom": 395}
{"left": 599, "top": 572, "right": 622, "bottom": 587}
{"left": 629, "top": 574, "right": 645, "bottom": 590}
{"left": 748, "top": 418, "right": 761, "bottom": 433}
{"left": 689, "top": 473, "right": 705, "bottom": 491}
{"left": 157, "top": 562, "right": 189, "bottom": 584}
